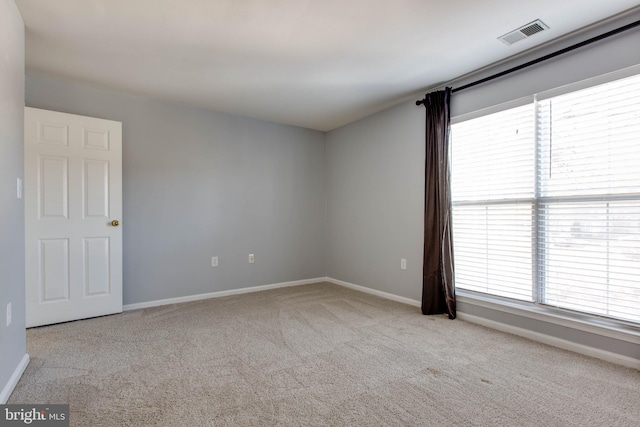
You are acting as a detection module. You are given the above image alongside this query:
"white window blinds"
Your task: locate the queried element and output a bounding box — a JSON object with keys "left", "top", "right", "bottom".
{"left": 451, "top": 72, "right": 640, "bottom": 324}
{"left": 451, "top": 105, "right": 534, "bottom": 302}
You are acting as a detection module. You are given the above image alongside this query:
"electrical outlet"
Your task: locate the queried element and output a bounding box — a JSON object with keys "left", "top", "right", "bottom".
{"left": 211, "top": 256, "right": 218, "bottom": 267}
{"left": 6, "top": 302, "right": 11, "bottom": 327}
{"left": 248, "top": 254, "right": 255, "bottom": 264}
{"left": 400, "top": 258, "right": 407, "bottom": 270}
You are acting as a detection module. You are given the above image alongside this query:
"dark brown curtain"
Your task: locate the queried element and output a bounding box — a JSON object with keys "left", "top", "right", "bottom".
{"left": 421, "top": 88, "right": 456, "bottom": 319}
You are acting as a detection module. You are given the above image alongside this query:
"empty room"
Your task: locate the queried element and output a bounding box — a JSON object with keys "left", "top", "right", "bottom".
{"left": 1, "top": 0, "right": 639, "bottom": 425}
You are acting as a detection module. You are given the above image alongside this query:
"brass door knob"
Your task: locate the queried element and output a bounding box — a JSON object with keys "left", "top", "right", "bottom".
{"left": 111, "top": 220, "right": 120, "bottom": 227}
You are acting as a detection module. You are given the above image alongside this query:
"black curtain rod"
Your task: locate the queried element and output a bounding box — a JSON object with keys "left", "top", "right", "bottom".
{"left": 416, "top": 18, "right": 640, "bottom": 105}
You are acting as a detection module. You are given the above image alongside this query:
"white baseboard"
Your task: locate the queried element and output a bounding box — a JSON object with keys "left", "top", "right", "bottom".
{"left": 0, "top": 353, "right": 30, "bottom": 404}
{"left": 327, "top": 277, "right": 421, "bottom": 308}
{"left": 458, "top": 312, "right": 640, "bottom": 370}
{"left": 123, "top": 277, "right": 328, "bottom": 311}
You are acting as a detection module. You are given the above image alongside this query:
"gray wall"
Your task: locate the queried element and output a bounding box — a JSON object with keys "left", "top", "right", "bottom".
{"left": 26, "top": 75, "right": 326, "bottom": 305}
{"left": 0, "top": 0, "right": 26, "bottom": 397}
{"left": 325, "top": 10, "right": 640, "bottom": 359}
{"left": 326, "top": 101, "right": 424, "bottom": 301}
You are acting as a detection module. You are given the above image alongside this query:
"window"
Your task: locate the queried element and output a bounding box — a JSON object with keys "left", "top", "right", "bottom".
{"left": 450, "top": 71, "right": 640, "bottom": 325}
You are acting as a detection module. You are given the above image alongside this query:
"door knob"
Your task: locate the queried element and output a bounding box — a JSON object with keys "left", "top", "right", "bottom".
{"left": 111, "top": 220, "right": 119, "bottom": 227}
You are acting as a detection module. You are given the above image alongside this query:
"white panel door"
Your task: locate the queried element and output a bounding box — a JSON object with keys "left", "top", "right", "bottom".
{"left": 25, "top": 107, "right": 123, "bottom": 327}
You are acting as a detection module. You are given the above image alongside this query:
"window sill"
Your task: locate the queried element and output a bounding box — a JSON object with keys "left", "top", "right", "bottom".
{"left": 456, "top": 290, "right": 640, "bottom": 345}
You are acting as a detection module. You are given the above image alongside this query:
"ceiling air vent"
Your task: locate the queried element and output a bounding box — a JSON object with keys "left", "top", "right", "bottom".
{"left": 498, "top": 19, "right": 549, "bottom": 46}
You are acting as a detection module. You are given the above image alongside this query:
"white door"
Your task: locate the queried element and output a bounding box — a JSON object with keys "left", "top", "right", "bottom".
{"left": 24, "top": 107, "right": 122, "bottom": 327}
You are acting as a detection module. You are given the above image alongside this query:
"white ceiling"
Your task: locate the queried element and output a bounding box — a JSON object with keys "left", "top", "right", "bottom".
{"left": 15, "top": 0, "right": 640, "bottom": 131}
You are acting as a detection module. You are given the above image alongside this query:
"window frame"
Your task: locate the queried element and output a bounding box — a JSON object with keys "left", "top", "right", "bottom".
{"left": 450, "top": 64, "right": 640, "bottom": 334}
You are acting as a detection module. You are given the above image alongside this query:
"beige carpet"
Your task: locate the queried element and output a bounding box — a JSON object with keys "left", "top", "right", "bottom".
{"left": 9, "top": 282, "right": 640, "bottom": 426}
